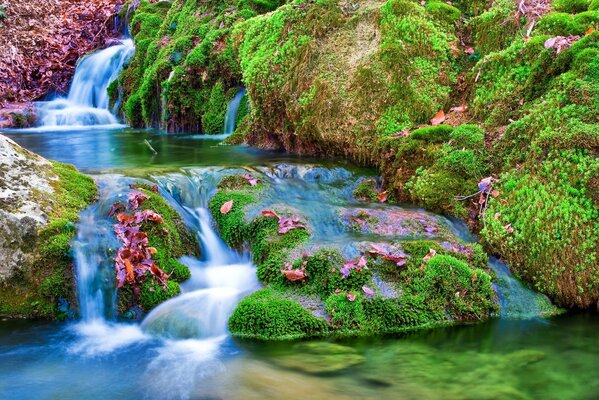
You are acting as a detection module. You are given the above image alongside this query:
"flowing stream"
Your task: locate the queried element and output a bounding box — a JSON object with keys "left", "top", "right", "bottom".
{"left": 0, "top": 41, "right": 598, "bottom": 400}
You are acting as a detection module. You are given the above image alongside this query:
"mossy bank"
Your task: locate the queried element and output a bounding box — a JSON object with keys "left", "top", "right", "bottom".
{"left": 116, "top": 0, "right": 599, "bottom": 309}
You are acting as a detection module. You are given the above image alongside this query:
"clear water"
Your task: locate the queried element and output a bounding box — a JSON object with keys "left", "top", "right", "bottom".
{"left": 1, "top": 128, "right": 598, "bottom": 400}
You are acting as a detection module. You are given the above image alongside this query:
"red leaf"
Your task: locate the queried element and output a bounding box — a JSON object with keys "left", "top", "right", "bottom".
{"left": 261, "top": 210, "right": 280, "bottom": 219}
{"left": 220, "top": 200, "right": 233, "bottom": 214}
{"left": 377, "top": 191, "right": 388, "bottom": 203}
{"left": 450, "top": 104, "right": 468, "bottom": 113}
{"left": 347, "top": 293, "right": 356, "bottom": 302}
{"left": 423, "top": 248, "right": 437, "bottom": 262}
{"left": 362, "top": 286, "right": 374, "bottom": 297}
{"left": 430, "top": 110, "right": 446, "bottom": 126}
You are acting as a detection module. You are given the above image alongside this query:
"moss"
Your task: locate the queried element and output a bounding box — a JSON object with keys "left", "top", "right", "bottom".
{"left": 552, "top": 0, "right": 590, "bottom": 14}
{"left": 401, "top": 254, "right": 498, "bottom": 320}
{"left": 482, "top": 150, "right": 598, "bottom": 309}
{"left": 410, "top": 125, "right": 454, "bottom": 143}
{"left": 590, "top": 0, "right": 599, "bottom": 10}
{"left": 535, "top": 12, "right": 585, "bottom": 36}
{"left": 449, "top": 124, "right": 485, "bottom": 147}
{"left": 0, "top": 161, "right": 97, "bottom": 319}
{"left": 353, "top": 179, "right": 379, "bottom": 202}
{"left": 139, "top": 279, "right": 181, "bottom": 311}
{"left": 229, "top": 288, "right": 328, "bottom": 340}
{"left": 426, "top": 1, "right": 461, "bottom": 26}
{"left": 201, "top": 81, "right": 229, "bottom": 134}
{"left": 469, "top": 0, "right": 519, "bottom": 54}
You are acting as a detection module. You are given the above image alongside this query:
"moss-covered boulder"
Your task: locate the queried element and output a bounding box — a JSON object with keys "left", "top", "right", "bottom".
{"left": 209, "top": 173, "right": 498, "bottom": 340}
{"left": 0, "top": 135, "right": 97, "bottom": 319}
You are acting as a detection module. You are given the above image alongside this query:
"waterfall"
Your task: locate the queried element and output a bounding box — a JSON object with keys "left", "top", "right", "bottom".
{"left": 36, "top": 39, "right": 135, "bottom": 129}
{"left": 141, "top": 171, "right": 258, "bottom": 339}
{"left": 488, "top": 257, "right": 554, "bottom": 319}
{"left": 223, "top": 88, "right": 246, "bottom": 135}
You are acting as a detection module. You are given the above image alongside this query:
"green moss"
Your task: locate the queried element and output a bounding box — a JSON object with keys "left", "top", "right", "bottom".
{"left": 469, "top": 0, "right": 519, "bottom": 54}
{"left": 209, "top": 191, "right": 257, "bottom": 247}
{"left": 139, "top": 279, "right": 181, "bottom": 311}
{"left": 402, "top": 255, "right": 498, "bottom": 320}
{"left": 426, "top": 1, "right": 461, "bottom": 26}
{"left": 552, "top": 0, "right": 590, "bottom": 14}
{"left": 535, "top": 12, "right": 585, "bottom": 36}
{"left": 201, "top": 81, "right": 229, "bottom": 134}
{"left": 411, "top": 125, "right": 454, "bottom": 143}
{"left": 590, "top": 0, "right": 599, "bottom": 10}
{"left": 353, "top": 179, "right": 379, "bottom": 202}
{"left": 229, "top": 288, "right": 328, "bottom": 340}
{"left": 482, "top": 150, "right": 598, "bottom": 309}
{"left": 449, "top": 124, "right": 485, "bottom": 147}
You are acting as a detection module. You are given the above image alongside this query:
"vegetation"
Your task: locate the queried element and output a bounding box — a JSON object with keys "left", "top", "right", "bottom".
{"left": 209, "top": 175, "right": 497, "bottom": 340}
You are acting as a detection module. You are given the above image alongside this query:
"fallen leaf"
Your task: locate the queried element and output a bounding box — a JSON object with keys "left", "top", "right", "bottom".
{"left": 423, "top": 248, "right": 437, "bottom": 262}
{"left": 431, "top": 110, "right": 446, "bottom": 126}
{"left": 450, "top": 104, "right": 468, "bottom": 112}
{"left": 491, "top": 189, "right": 500, "bottom": 198}
{"left": 464, "top": 47, "right": 474, "bottom": 55}
{"left": 220, "top": 200, "right": 233, "bottom": 214}
{"left": 362, "top": 286, "right": 374, "bottom": 297}
{"left": 347, "top": 293, "right": 356, "bottom": 302}
{"left": 377, "top": 191, "right": 388, "bottom": 203}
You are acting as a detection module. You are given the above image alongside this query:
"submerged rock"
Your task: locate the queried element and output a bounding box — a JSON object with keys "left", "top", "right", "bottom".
{"left": 0, "top": 134, "right": 97, "bottom": 318}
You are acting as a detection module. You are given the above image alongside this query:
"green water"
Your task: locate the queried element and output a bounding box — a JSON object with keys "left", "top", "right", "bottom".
{"left": 1, "top": 128, "right": 598, "bottom": 400}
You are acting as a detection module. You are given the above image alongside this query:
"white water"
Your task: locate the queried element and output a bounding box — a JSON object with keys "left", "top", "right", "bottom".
{"left": 142, "top": 174, "right": 258, "bottom": 339}
{"left": 223, "top": 88, "right": 246, "bottom": 135}
{"left": 35, "top": 39, "right": 135, "bottom": 130}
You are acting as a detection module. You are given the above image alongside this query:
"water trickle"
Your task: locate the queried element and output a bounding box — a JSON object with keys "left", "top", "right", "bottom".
{"left": 36, "top": 39, "right": 135, "bottom": 129}
{"left": 488, "top": 257, "right": 554, "bottom": 319}
{"left": 223, "top": 88, "right": 246, "bottom": 135}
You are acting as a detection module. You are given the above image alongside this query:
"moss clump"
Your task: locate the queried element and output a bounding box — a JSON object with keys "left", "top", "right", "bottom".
{"left": 229, "top": 288, "right": 328, "bottom": 340}
{"left": 469, "top": 0, "right": 519, "bottom": 55}
{"left": 411, "top": 125, "right": 455, "bottom": 143}
{"left": 139, "top": 279, "right": 181, "bottom": 311}
{"left": 353, "top": 179, "right": 379, "bottom": 202}
{"left": 482, "top": 150, "right": 598, "bottom": 309}
{"left": 553, "top": 0, "right": 590, "bottom": 14}
{"left": 0, "top": 161, "right": 97, "bottom": 319}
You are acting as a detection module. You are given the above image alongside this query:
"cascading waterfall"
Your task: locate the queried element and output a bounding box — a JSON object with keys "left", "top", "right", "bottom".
{"left": 223, "top": 88, "right": 246, "bottom": 135}
{"left": 141, "top": 171, "right": 258, "bottom": 339}
{"left": 36, "top": 39, "right": 135, "bottom": 129}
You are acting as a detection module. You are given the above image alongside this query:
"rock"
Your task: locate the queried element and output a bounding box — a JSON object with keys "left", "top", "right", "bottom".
{"left": 0, "top": 134, "right": 97, "bottom": 318}
{"left": 339, "top": 207, "right": 445, "bottom": 238}
{"left": 0, "top": 135, "right": 54, "bottom": 281}
{"left": 269, "top": 342, "right": 365, "bottom": 374}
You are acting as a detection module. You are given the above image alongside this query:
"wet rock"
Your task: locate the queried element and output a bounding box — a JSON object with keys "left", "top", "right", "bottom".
{"left": 0, "top": 103, "right": 36, "bottom": 128}
{"left": 339, "top": 207, "right": 445, "bottom": 238}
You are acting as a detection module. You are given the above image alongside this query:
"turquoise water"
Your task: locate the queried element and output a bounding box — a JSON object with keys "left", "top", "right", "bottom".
{"left": 1, "top": 128, "right": 598, "bottom": 400}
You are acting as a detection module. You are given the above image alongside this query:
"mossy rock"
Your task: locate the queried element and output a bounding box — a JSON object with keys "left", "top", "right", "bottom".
{"left": 0, "top": 159, "right": 97, "bottom": 319}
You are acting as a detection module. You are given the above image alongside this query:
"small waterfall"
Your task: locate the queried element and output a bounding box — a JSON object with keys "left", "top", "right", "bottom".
{"left": 36, "top": 39, "right": 135, "bottom": 129}
{"left": 141, "top": 171, "right": 258, "bottom": 339}
{"left": 223, "top": 88, "right": 246, "bottom": 135}
{"left": 71, "top": 176, "right": 132, "bottom": 321}
{"left": 488, "top": 257, "right": 554, "bottom": 319}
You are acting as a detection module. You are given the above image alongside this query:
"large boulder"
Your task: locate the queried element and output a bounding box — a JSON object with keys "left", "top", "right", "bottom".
{"left": 0, "top": 135, "right": 97, "bottom": 318}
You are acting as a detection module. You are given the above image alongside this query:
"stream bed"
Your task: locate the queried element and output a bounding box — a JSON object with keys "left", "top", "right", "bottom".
{"left": 2, "top": 128, "right": 599, "bottom": 400}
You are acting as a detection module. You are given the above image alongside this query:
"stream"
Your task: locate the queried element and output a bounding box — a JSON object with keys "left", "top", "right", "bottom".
{"left": 1, "top": 128, "right": 598, "bottom": 400}
{"left": 1, "top": 40, "right": 598, "bottom": 400}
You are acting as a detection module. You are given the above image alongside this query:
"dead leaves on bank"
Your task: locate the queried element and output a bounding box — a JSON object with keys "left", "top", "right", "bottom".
{"left": 0, "top": 0, "right": 124, "bottom": 103}
{"left": 112, "top": 190, "right": 170, "bottom": 290}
